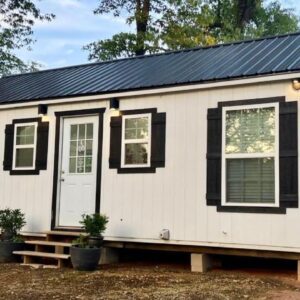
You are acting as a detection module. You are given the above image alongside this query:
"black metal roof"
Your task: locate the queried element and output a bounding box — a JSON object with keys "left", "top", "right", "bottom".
{"left": 1, "top": 32, "right": 300, "bottom": 104}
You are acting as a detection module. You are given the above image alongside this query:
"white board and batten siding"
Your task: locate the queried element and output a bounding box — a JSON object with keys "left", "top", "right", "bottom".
{"left": 0, "top": 79, "right": 299, "bottom": 252}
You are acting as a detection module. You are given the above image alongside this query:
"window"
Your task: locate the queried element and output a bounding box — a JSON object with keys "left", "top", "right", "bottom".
{"left": 13, "top": 122, "right": 37, "bottom": 170}
{"left": 222, "top": 103, "right": 279, "bottom": 207}
{"left": 69, "top": 123, "right": 93, "bottom": 174}
{"left": 121, "top": 114, "right": 151, "bottom": 168}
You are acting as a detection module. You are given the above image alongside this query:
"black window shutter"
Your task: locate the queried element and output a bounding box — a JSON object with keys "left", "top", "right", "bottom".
{"left": 36, "top": 121, "right": 49, "bottom": 170}
{"left": 279, "top": 101, "right": 298, "bottom": 208}
{"left": 206, "top": 108, "right": 222, "bottom": 206}
{"left": 151, "top": 112, "right": 166, "bottom": 168}
{"left": 109, "top": 116, "right": 122, "bottom": 169}
{"left": 3, "top": 124, "right": 14, "bottom": 171}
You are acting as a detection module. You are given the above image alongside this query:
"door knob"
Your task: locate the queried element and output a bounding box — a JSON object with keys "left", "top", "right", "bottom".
{"left": 60, "top": 178, "right": 65, "bottom": 182}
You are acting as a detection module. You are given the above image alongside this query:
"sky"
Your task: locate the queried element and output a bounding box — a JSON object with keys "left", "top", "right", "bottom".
{"left": 14, "top": 0, "right": 300, "bottom": 70}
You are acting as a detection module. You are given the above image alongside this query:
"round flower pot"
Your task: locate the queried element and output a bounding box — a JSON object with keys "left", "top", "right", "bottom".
{"left": 70, "top": 246, "right": 101, "bottom": 271}
{"left": 0, "top": 241, "right": 25, "bottom": 263}
{"left": 88, "top": 236, "right": 104, "bottom": 248}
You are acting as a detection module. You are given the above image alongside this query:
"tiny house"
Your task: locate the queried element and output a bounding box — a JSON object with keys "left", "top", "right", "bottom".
{"left": 1, "top": 33, "right": 300, "bottom": 271}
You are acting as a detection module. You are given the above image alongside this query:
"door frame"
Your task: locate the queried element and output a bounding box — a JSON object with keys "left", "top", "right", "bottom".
{"left": 51, "top": 108, "right": 106, "bottom": 230}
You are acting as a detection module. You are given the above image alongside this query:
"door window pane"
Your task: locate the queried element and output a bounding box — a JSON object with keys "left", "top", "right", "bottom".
{"left": 70, "top": 125, "right": 77, "bottom": 140}
{"left": 86, "top": 123, "right": 93, "bottom": 139}
{"left": 79, "top": 124, "right": 85, "bottom": 139}
{"left": 68, "top": 123, "right": 94, "bottom": 174}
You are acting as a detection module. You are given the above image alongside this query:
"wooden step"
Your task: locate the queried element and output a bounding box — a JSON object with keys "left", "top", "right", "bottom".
{"left": 13, "top": 251, "right": 70, "bottom": 260}
{"left": 25, "top": 240, "right": 72, "bottom": 247}
{"left": 45, "top": 230, "right": 86, "bottom": 237}
{"left": 14, "top": 250, "right": 70, "bottom": 268}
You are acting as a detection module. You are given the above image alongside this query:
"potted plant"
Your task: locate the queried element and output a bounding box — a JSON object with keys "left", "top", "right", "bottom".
{"left": 71, "top": 213, "right": 108, "bottom": 271}
{"left": 0, "top": 208, "right": 26, "bottom": 263}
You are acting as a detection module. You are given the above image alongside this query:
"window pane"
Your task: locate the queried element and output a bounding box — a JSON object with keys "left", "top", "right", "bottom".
{"left": 125, "top": 143, "right": 148, "bottom": 165}
{"left": 15, "top": 148, "right": 34, "bottom": 167}
{"left": 125, "top": 117, "right": 148, "bottom": 139}
{"left": 16, "top": 125, "right": 35, "bottom": 145}
{"left": 226, "top": 107, "right": 275, "bottom": 154}
{"left": 226, "top": 158, "right": 275, "bottom": 203}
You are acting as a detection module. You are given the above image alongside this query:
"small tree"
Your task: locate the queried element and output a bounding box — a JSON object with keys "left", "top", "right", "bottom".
{"left": 0, "top": 208, "right": 26, "bottom": 241}
{"left": 80, "top": 213, "right": 109, "bottom": 237}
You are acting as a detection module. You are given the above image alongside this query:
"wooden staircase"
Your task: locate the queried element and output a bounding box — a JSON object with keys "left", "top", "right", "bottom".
{"left": 13, "top": 231, "right": 84, "bottom": 268}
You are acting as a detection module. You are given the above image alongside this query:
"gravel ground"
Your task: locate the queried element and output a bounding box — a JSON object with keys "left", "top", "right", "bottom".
{"left": 0, "top": 263, "right": 300, "bottom": 299}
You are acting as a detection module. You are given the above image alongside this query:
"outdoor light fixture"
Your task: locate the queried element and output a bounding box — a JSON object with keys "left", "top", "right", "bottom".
{"left": 38, "top": 104, "right": 48, "bottom": 116}
{"left": 109, "top": 98, "right": 119, "bottom": 111}
{"left": 292, "top": 79, "right": 300, "bottom": 90}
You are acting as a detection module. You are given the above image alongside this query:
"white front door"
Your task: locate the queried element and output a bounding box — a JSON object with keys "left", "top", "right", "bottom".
{"left": 57, "top": 115, "right": 99, "bottom": 227}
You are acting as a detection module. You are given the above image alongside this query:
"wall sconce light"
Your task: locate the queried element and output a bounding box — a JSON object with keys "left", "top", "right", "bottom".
{"left": 38, "top": 104, "right": 48, "bottom": 116}
{"left": 110, "top": 98, "right": 119, "bottom": 111}
{"left": 292, "top": 79, "right": 300, "bottom": 90}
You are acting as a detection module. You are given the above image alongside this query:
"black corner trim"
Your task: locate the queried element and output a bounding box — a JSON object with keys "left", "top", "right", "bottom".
{"left": 5, "top": 117, "right": 48, "bottom": 176}
{"left": 51, "top": 108, "right": 105, "bottom": 229}
{"left": 217, "top": 96, "right": 285, "bottom": 108}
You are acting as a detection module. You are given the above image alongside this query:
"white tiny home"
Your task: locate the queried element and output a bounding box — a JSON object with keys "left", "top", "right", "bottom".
{"left": 1, "top": 33, "right": 300, "bottom": 269}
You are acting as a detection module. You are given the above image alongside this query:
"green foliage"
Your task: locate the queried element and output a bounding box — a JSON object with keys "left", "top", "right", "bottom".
{"left": 72, "top": 234, "right": 89, "bottom": 248}
{"left": 80, "top": 213, "right": 109, "bottom": 237}
{"left": 0, "top": 0, "right": 54, "bottom": 76}
{"left": 0, "top": 208, "right": 26, "bottom": 241}
{"left": 85, "top": 0, "right": 299, "bottom": 60}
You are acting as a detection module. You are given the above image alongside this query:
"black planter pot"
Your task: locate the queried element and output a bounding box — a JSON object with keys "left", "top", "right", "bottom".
{"left": 88, "top": 236, "right": 103, "bottom": 248}
{"left": 0, "top": 242, "right": 25, "bottom": 263}
{"left": 70, "top": 246, "right": 101, "bottom": 271}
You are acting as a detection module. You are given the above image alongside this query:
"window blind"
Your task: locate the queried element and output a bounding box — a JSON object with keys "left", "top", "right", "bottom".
{"left": 226, "top": 158, "right": 275, "bottom": 203}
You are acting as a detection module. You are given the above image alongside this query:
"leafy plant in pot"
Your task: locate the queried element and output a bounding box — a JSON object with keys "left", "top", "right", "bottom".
{"left": 71, "top": 213, "right": 109, "bottom": 271}
{"left": 0, "top": 208, "right": 26, "bottom": 263}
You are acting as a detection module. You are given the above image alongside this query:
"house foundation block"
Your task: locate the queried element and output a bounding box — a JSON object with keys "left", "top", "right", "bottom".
{"left": 191, "top": 253, "right": 220, "bottom": 272}
{"left": 99, "top": 247, "right": 119, "bottom": 265}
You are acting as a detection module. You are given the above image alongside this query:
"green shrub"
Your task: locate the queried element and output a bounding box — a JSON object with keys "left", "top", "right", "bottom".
{"left": 0, "top": 208, "right": 26, "bottom": 241}
{"left": 80, "top": 213, "right": 109, "bottom": 237}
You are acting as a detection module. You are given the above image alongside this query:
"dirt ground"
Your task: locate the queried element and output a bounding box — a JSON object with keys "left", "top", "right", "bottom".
{"left": 1, "top": 262, "right": 300, "bottom": 300}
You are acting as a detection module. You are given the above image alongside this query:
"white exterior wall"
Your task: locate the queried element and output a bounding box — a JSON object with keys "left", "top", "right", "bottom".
{"left": 0, "top": 79, "right": 300, "bottom": 252}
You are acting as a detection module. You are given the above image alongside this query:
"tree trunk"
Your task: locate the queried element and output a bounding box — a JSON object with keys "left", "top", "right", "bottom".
{"left": 135, "top": 0, "right": 150, "bottom": 56}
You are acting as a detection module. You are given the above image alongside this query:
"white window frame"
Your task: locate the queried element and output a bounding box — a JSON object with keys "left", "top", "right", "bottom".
{"left": 13, "top": 122, "right": 38, "bottom": 170}
{"left": 221, "top": 103, "right": 279, "bottom": 207}
{"left": 121, "top": 113, "right": 152, "bottom": 168}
